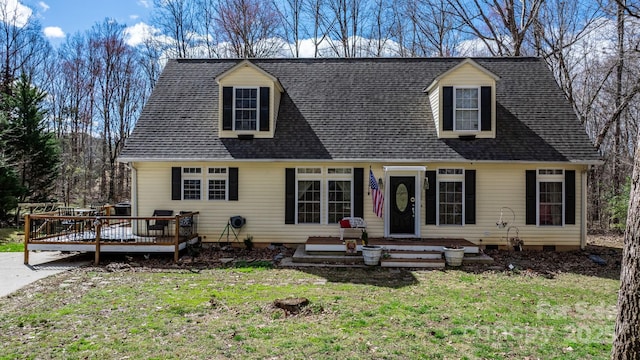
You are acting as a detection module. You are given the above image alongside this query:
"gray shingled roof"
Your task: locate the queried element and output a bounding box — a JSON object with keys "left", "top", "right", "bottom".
{"left": 119, "top": 57, "right": 601, "bottom": 163}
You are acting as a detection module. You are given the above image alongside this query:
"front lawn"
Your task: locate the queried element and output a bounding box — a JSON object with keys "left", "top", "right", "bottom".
{"left": 0, "top": 266, "right": 618, "bottom": 359}
{"left": 0, "top": 228, "right": 23, "bottom": 252}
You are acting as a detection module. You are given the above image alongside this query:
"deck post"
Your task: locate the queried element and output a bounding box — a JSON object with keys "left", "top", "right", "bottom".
{"left": 174, "top": 215, "right": 180, "bottom": 262}
{"left": 95, "top": 219, "right": 101, "bottom": 265}
{"left": 23, "top": 214, "right": 30, "bottom": 265}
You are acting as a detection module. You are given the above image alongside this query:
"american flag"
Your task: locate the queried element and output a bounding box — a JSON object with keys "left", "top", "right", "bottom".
{"left": 369, "top": 169, "right": 384, "bottom": 217}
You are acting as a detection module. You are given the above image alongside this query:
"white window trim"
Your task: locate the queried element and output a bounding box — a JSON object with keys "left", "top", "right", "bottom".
{"left": 207, "top": 167, "right": 228, "bottom": 201}
{"left": 326, "top": 168, "right": 354, "bottom": 224}
{"left": 294, "top": 167, "right": 354, "bottom": 225}
{"left": 436, "top": 168, "right": 465, "bottom": 226}
{"left": 182, "top": 167, "right": 202, "bottom": 201}
{"left": 232, "top": 86, "right": 260, "bottom": 132}
{"left": 453, "top": 86, "right": 480, "bottom": 132}
{"left": 295, "top": 167, "right": 323, "bottom": 224}
{"left": 536, "top": 168, "right": 565, "bottom": 227}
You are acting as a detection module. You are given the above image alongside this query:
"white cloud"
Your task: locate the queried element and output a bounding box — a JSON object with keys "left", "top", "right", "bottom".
{"left": 38, "top": 1, "right": 49, "bottom": 11}
{"left": 130, "top": 14, "right": 139, "bottom": 20}
{"left": 43, "top": 26, "right": 64, "bottom": 39}
{"left": 137, "top": 0, "right": 151, "bottom": 8}
{"left": 124, "top": 22, "right": 163, "bottom": 47}
{"left": 0, "top": 0, "right": 33, "bottom": 27}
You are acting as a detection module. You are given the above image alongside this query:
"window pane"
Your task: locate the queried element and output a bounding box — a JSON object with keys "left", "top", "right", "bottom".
{"left": 298, "top": 180, "right": 321, "bottom": 223}
{"left": 208, "top": 179, "right": 226, "bottom": 200}
{"left": 439, "top": 181, "right": 463, "bottom": 225}
{"left": 539, "top": 181, "right": 563, "bottom": 226}
{"left": 234, "top": 88, "right": 257, "bottom": 131}
{"left": 328, "top": 180, "right": 351, "bottom": 224}
{"left": 183, "top": 179, "right": 201, "bottom": 200}
{"left": 455, "top": 88, "right": 479, "bottom": 131}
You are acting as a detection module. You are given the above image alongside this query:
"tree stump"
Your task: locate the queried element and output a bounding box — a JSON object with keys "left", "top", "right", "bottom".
{"left": 273, "top": 297, "right": 309, "bottom": 314}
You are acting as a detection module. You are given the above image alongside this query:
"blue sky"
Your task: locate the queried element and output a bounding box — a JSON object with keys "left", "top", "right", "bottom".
{"left": 10, "top": 0, "right": 152, "bottom": 44}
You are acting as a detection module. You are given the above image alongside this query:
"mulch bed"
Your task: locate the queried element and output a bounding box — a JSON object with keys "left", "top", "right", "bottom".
{"left": 84, "top": 233, "right": 624, "bottom": 279}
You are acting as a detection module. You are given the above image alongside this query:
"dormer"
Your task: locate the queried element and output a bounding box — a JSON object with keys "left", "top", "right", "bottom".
{"left": 426, "top": 59, "right": 499, "bottom": 139}
{"left": 216, "top": 60, "right": 284, "bottom": 139}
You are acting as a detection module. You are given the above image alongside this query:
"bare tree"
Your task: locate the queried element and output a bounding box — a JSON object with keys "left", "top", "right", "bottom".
{"left": 194, "top": 0, "right": 223, "bottom": 58}
{"left": 275, "top": 0, "right": 304, "bottom": 57}
{"left": 89, "top": 20, "right": 144, "bottom": 202}
{"left": 447, "top": 0, "right": 544, "bottom": 56}
{"left": 216, "top": 0, "right": 283, "bottom": 58}
{"left": 612, "top": 131, "right": 640, "bottom": 358}
{"left": 48, "top": 34, "right": 97, "bottom": 205}
{"left": 411, "top": 0, "right": 462, "bottom": 56}
{"left": 151, "top": 0, "right": 197, "bottom": 58}
{"left": 0, "top": 1, "right": 51, "bottom": 96}
{"left": 324, "top": 0, "right": 365, "bottom": 57}
{"left": 306, "top": 0, "right": 332, "bottom": 57}
{"left": 363, "top": 0, "right": 397, "bottom": 56}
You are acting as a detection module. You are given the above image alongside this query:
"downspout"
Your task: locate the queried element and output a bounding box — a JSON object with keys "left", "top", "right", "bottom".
{"left": 580, "top": 168, "right": 588, "bottom": 250}
{"left": 129, "top": 163, "right": 139, "bottom": 235}
{"left": 130, "top": 163, "right": 138, "bottom": 217}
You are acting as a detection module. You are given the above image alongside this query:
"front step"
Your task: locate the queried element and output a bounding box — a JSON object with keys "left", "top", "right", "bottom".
{"left": 388, "top": 250, "right": 442, "bottom": 260}
{"left": 381, "top": 258, "right": 445, "bottom": 268}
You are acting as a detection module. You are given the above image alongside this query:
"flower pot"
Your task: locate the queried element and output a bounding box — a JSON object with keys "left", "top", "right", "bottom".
{"left": 361, "top": 245, "right": 383, "bottom": 266}
{"left": 443, "top": 247, "right": 465, "bottom": 266}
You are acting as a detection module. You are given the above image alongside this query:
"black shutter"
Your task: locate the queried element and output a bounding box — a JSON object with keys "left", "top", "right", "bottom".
{"left": 259, "top": 87, "right": 270, "bottom": 131}
{"left": 526, "top": 170, "right": 537, "bottom": 225}
{"left": 353, "top": 168, "right": 364, "bottom": 218}
{"left": 480, "top": 86, "right": 492, "bottom": 131}
{"left": 228, "top": 167, "right": 239, "bottom": 201}
{"left": 464, "top": 170, "right": 476, "bottom": 224}
{"left": 222, "top": 87, "right": 233, "bottom": 130}
{"left": 443, "top": 86, "right": 454, "bottom": 131}
{"left": 285, "top": 168, "right": 295, "bottom": 224}
{"left": 171, "top": 167, "right": 182, "bottom": 200}
{"left": 565, "top": 170, "right": 576, "bottom": 225}
{"left": 425, "top": 171, "right": 437, "bottom": 225}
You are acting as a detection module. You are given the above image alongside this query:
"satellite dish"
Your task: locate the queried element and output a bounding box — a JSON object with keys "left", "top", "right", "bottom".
{"left": 230, "top": 216, "right": 245, "bottom": 229}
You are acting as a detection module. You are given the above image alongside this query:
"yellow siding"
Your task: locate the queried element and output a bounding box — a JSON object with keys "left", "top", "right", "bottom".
{"left": 420, "top": 163, "right": 586, "bottom": 247}
{"left": 439, "top": 63, "right": 496, "bottom": 85}
{"left": 429, "top": 87, "right": 440, "bottom": 137}
{"left": 132, "top": 162, "right": 588, "bottom": 247}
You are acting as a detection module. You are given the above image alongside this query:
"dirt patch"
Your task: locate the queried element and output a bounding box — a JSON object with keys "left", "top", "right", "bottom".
{"left": 85, "top": 243, "right": 295, "bottom": 272}
{"left": 466, "top": 233, "right": 623, "bottom": 279}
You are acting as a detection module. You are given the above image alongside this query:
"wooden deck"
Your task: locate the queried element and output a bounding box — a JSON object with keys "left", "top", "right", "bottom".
{"left": 24, "top": 211, "right": 200, "bottom": 265}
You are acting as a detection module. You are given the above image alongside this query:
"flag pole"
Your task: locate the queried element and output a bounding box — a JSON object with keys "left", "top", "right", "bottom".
{"left": 368, "top": 166, "right": 371, "bottom": 195}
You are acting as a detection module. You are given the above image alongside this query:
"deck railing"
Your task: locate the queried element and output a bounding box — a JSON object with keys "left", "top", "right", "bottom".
{"left": 24, "top": 210, "right": 199, "bottom": 265}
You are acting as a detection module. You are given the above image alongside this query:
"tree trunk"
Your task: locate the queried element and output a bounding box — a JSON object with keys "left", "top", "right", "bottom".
{"left": 612, "top": 134, "right": 640, "bottom": 358}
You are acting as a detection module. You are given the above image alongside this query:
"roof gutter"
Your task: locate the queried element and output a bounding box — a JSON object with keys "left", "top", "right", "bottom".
{"left": 117, "top": 157, "right": 604, "bottom": 166}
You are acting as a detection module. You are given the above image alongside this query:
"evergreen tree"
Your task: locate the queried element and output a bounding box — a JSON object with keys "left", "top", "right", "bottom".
{"left": 2, "top": 74, "right": 60, "bottom": 202}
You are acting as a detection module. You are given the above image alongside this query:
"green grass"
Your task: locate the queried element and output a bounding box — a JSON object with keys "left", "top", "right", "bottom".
{"left": 0, "top": 267, "right": 618, "bottom": 359}
{"left": 0, "top": 228, "right": 23, "bottom": 252}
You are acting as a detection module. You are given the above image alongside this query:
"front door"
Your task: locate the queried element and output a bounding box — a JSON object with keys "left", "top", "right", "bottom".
{"left": 389, "top": 176, "right": 416, "bottom": 235}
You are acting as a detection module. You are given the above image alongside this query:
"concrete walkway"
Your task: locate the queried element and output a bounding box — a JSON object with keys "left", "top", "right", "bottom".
{"left": 0, "top": 252, "right": 90, "bottom": 298}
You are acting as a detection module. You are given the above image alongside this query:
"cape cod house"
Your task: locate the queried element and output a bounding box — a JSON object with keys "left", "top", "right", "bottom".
{"left": 118, "top": 57, "right": 601, "bottom": 250}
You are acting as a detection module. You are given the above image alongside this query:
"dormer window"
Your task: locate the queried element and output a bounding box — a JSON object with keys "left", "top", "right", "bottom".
{"left": 454, "top": 87, "right": 479, "bottom": 131}
{"left": 222, "top": 86, "right": 270, "bottom": 132}
{"left": 216, "top": 60, "right": 284, "bottom": 138}
{"left": 442, "top": 86, "right": 492, "bottom": 133}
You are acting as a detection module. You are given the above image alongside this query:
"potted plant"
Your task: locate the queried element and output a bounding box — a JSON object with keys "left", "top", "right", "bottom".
{"left": 360, "top": 230, "right": 382, "bottom": 265}
{"left": 443, "top": 245, "right": 465, "bottom": 266}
